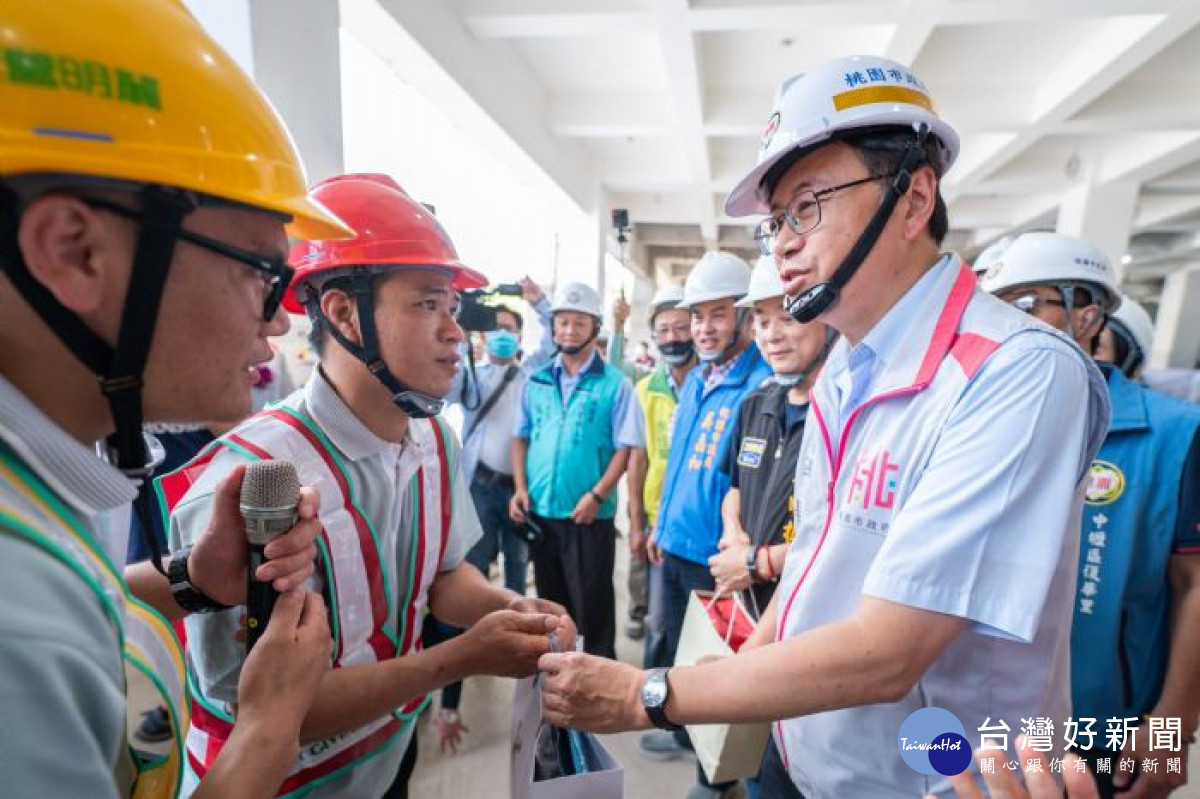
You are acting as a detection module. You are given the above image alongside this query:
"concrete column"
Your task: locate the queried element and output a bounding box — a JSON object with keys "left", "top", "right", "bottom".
{"left": 1151, "top": 265, "right": 1200, "bottom": 369}
{"left": 249, "top": 0, "right": 344, "bottom": 183}
{"left": 1055, "top": 181, "right": 1138, "bottom": 278}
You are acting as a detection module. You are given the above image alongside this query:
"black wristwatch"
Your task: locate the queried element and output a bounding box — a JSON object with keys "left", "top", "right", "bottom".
{"left": 641, "top": 667, "right": 682, "bottom": 731}
{"left": 168, "top": 545, "right": 231, "bottom": 614}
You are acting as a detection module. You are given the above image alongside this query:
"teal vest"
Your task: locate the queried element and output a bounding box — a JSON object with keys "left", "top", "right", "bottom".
{"left": 524, "top": 356, "right": 625, "bottom": 520}
{"left": 1071, "top": 365, "right": 1200, "bottom": 726}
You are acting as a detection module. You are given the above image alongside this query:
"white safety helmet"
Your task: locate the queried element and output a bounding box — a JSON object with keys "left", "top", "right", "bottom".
{"left": 736, "top": 256, "right": 787, "bottom": 308}
{"left": 980, "top": 231, "right": 1121, "bottom": 313}
{"left": 1107, "top": 293, "right": 1155, "bottom": 374}
{"left": 972, "top": 235, "right": 1015, "bottom": 276}
{"left": 550, "top": 282, "right": 603, "bottom": 319}
{"left": 725, "top": 55, "right": 960, "bottom": 217}
{"left": 678, "top": 251, "right": 752, "bottom": 309}
{"left": 649, "top": 285, "right": 687, "bottom": 323}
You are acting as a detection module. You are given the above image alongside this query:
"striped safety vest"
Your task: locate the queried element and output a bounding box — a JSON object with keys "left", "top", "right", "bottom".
{"left": 159, "top": 405, "right": 453, "bottom": 797}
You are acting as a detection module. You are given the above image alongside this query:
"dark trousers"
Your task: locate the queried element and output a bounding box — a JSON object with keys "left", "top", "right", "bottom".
{"left": 531, "top": 516, "right": 617, "bottom": 659}
{"left": 466, "top": 476, "right": 528, "bottom": 596}
{"left": 660, "top": 552, "right": 735, "bottom": 791}
{"left": 661, "top": 552, "right": 717, "bottom": 668}
{"left": 381, "top": 732, "right": 419, "bottom": 799}
{"left": 751, "top": 737, "right": 805, "bottom": 798}
{"left": 1074, "top": 747, "right": 1120, "bottom": 799}
{"left": 643, "top": 561, "right": 671, "bottom": 668}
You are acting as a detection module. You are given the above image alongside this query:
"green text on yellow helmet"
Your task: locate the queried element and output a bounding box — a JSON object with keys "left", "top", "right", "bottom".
{"left": 0, "top": 0, "right": 350, "bottom": 239}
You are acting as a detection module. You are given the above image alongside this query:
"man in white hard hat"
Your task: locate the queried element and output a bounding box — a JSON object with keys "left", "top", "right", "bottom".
{"left": 510, "top": 282, "right": 639, "bottom": 659}
{"left": 536, "top": 55, "right": 1110, "bottom": 799}
{"left": 627, "top": 286, "right": 697, "bottom": 664}
{"left": 1096, "top": 293, "right": 1155, "bottom": 380}
{"left": 984, "top": 231, "right": 1200, "bottom": 799}
{"left": 638, "top": 251, "right": 772, "bottom": 798}
{"left": 971, "top": 235, "right": 1014, "bottom": 278}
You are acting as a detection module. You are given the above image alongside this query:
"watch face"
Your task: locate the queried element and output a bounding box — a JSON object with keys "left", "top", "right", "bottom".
{"left": 642, "top": 672, "right": 668, "bottom": 707}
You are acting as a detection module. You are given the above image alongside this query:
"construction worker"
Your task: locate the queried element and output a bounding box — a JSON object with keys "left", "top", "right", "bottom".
{"left": 510, "top": 281, "right": 639, "bottom": 660}
{"left": 0, "top": 1, "right": 342, "bottom": 797}
{"left": 1097, "top": 292, "right": 1156, "bottom": 380}
{"left": 168, "top": 174, "right": 570, "bottom": 798}
{"left": 640, "top": 250, "right": 772, "bottom": 799}
{"left": 628, "top": 286, "right": 697, "bottom": 662}
{"left": 983, "top": 231, "right": 1200, "bottom": 799}
{"left": 538, "top": 54, "right": 1110, "bottom": 799}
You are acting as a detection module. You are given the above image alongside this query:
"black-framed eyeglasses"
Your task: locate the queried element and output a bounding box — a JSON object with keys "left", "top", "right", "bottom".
{"left": 82, "top": 197, "right": 294, "bottom": 322}
{"left": 1008, "top": 294, "right": 1067, "bottom": 316}
{"left": 754, "top": 173, "right": 894, "bottom": 256}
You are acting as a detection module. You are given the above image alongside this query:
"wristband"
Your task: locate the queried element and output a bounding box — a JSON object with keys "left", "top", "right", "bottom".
{"left": 590, "top": 490, "right": 605, "bottom": 505}
{"left": 168, "top": 546, "right": 232, "bottom": 614}
{"left": 759, "top": 545, "right": 776, "bottom": 581}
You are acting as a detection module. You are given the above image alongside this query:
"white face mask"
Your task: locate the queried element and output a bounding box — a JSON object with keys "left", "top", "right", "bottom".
{"left": 774, "top": 373, "right": 801, "bottom": 386}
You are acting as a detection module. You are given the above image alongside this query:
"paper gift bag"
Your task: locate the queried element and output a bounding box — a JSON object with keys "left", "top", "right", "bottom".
{"left": 674, "top": 590, "right": 771, "bottom": 784}
{"left": 511, "top": 674, "right": 624, "bottom": 799}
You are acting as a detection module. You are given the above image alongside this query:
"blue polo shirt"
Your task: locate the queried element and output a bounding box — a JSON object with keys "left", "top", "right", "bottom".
{"left": 655, "top": 343, "right": 772, "bottom": 565}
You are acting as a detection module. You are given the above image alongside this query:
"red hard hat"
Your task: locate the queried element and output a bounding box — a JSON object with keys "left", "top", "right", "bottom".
{"left": 284, "top": 173, "right": 488, "bottom": 313}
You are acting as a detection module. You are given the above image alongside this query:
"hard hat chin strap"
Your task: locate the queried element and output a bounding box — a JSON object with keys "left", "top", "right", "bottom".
{"left": 0, "top": 184, "right": 195, "bottom": 576}
{"left": 311, "top": 269, "right": 444, "bottom": 419}
{"left": 554, "top": 314, "right": 600, "bottom": 356}
{"left": 786, "top": 124, "right": 931, "bottom": 324}
{"left": 1106, "top": 318, "right": 1143, "bottom": 378}
{"left": 725, "top": 307, "right": 751, "bottom": 362}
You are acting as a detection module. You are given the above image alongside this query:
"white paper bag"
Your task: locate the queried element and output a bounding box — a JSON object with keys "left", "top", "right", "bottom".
{"left": 674, "top": 590, "right": 771, "bottom": 784}
{"left": 511, "top": 674, "right": 624, "bottom": 799}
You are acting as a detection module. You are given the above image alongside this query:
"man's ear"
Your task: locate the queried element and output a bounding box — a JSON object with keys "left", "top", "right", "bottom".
{"left": 319, "top": 288, "right": 363, "bottom": 347}
{"left": 1077, "top": 306, "right": 1104, "bottom": 341}
{"left": 901, "top": 165, "right": 937, "bottom": 242}
{"left": 17, "top": 193, "right": 115, "bottom": 314}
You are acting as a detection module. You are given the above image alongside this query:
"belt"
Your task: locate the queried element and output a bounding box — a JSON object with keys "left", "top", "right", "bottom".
{"left": 474, "top": 462, "right": 515, "bottom": 489}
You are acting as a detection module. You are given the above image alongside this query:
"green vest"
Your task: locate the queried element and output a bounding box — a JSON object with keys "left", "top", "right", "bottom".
{"left": 524, "top": 357, "right": 625, "bottom": 520}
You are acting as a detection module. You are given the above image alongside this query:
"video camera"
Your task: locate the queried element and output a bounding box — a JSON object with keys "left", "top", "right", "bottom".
{"left": 457, "top": 282, "right": 524, "bottom": 332}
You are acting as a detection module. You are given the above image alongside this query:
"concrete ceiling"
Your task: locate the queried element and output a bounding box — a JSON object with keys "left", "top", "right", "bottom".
{"left": 366, "top": 0, "right": 1200, "bottom": 302}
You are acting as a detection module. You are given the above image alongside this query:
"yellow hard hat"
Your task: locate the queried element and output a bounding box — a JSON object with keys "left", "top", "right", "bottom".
{"left": 0, "top": 0, "right": 350, "bottom": 240}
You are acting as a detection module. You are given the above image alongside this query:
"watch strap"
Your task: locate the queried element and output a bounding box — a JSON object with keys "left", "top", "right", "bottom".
{"left": 168, "top": 545, "right": 231, "bottom": 614}
{"left": 643, "top": 667, "right": 682, "bottom": 731}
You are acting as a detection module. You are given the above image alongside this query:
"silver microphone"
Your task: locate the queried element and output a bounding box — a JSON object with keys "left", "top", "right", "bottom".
{"left": 240, "top": 460, "right": 301, "bottom": 651}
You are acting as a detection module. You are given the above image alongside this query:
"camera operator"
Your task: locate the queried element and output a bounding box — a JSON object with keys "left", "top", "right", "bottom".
{"left": 447, "top": 276, "right": 555, "bottom": 594}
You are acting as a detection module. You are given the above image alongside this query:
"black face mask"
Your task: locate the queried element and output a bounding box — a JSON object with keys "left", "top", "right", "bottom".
{"left": 659, "top": 340, "right": 696, "bottom": 367}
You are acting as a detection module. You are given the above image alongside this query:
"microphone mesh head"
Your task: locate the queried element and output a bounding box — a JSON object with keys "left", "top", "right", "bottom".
{"left": 240, "top": 460, "right": 301, "bottom": 510}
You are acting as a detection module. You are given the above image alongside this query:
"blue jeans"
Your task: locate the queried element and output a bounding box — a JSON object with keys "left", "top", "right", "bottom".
{"left": 465, "top": 477, "right": 528, "bottom": 595}
{"left": 660, "top": 552, "right": 735, "bottom": 790}
{"left": 661, "top": 551, "right": 717, "bottom": 665}
{"left": 643, "top": 561, "right": 671, "bottom": 668}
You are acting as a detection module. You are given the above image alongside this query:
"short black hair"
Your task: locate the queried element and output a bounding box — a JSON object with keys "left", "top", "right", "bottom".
{"left": 495, "top": 306, "right": 524, "bottom": 331}
{"left": 761, "top": 127, "right": 950, "bottom": 245}
{"left": 304, "top": 274, "right": 360, "bottom": 358}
